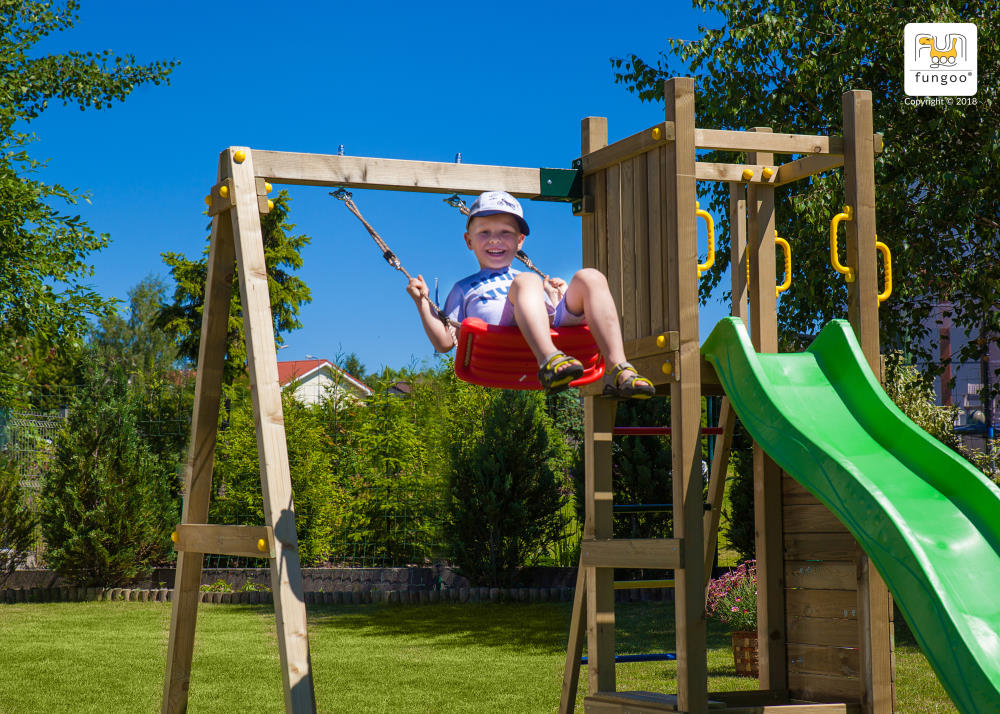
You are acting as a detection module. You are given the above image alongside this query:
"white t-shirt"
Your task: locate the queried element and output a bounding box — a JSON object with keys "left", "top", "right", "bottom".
{"left": 443, "top": 266, "right": 554, "bottom": 326}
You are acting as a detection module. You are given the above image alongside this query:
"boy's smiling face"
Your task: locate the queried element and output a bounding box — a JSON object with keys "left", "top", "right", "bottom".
{"left": 464, "top": 213, "right": 524, "bottom": 270}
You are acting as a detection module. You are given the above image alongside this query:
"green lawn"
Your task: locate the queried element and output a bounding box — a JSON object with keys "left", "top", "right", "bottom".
{"left": 0, "top": 600, "right": 955, "bottom": 713}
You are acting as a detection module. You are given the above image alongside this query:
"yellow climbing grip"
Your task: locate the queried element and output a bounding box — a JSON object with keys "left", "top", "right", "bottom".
{"left": 775, "top": 233, "right": 792, "bottom": 297}
{"left": 741, "top": 168, "right": 754, "bottom": 181}
{"left": 829, "top": 205, "right": 855, "bottom": 283}
{"left": 696, "top": 202, "right": 715, "bottom": 276}
{"left": 876, "top": 239, "right": 892, "bottom": 304}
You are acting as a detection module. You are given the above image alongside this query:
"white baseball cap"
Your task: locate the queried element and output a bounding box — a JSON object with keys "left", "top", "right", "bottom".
{"left": 466, "top": 191, "right": 530, "bottom": 235}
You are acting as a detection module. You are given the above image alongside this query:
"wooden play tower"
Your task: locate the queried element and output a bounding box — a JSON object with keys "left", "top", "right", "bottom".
{"left": 162, "top": 77, "right": 891, "bottom": 713}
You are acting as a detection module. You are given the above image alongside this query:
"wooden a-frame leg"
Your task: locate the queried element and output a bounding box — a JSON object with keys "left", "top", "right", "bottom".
{"left": 703, "top": 397, "right": 735, "bottom": 585}
{"left": 228, "top": 147, "right": 315, "bottom": 713}
{"left": 162, "top": 206, "right": 236, "bottom": 713}
{"left": 559, "top": 567, "right": 588, "bottom": 714}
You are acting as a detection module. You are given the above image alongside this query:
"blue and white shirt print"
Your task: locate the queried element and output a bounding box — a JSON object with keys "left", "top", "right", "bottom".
{"left": 443, "top": 266, "right": 553, "bottom": 325}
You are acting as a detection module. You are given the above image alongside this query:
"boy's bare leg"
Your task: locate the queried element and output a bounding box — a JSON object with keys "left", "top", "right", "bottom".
{"left": 508, "top": 273, "right": 561, "bottom": 366}
{"left": 563, "top": 269, "right": 628, "bottom": 367}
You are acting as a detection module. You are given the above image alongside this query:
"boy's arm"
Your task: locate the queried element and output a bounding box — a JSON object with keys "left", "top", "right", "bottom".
{"left": 407, "top": 275, "right": 456, "bottom": 352}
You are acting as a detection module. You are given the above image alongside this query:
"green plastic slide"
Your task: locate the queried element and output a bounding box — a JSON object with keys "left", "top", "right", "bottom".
{"left": 702, "top": 317, "right": 1000, "bottom": 714}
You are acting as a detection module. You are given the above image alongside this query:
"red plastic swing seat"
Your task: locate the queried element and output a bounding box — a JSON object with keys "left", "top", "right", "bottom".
{"left": 454, "top": 317, "right": 605, "bottom": 390}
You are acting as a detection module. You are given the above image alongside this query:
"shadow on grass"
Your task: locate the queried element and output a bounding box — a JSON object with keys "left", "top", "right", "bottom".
{"left": 305, "top": 599, "right": 738, "bottom": 662}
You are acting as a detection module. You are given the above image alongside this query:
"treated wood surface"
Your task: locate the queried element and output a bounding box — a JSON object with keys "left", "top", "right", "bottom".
{"left": 785, "top": 561, "right": 858, "bottom": 591}
{"left": 647, "top": 146, "right": 666, "bottom": 335}
{"left": 785, "top": 533, "right": 858, "bottom": 561}
{"left": 664, "top": 75, "right": 708, "bottom": 714}
{"left": 789, "top": 643, "right": 861, "bottom": 679}
{"left": 173, "top": 524, "right": 274, "bottom": 558}
{"left": 230, "top": 147, "right": 315, "bottom": 713}
{"left": 580, "top": 538, "right": 682, "bottom": 569}
{"left": 787, "top": 616, "right": 859, "bottom": 649}
{"left": 162, "top": 153, "right": 236, "bottom": 714}
{"left": 579, "top": 121, "right": 674, "bottom": 174}
{"left": 253, "top": 150, "right": 545, "bottom": 196}
{"left": 782, "top": 504, "right": 846, "bottom": 533}
{"left": 774, "top": 155, "right": 845, "bottom": 186}
{"left": 633, "top": 152, "right": 651, "bottom": 338}
{"left": 786, "top": 589, "right": 859, "bottom": 620}
{"left": 704, "top": 398, "right": 735, "bottom": 581}
{"left": 788, "top": 672, "right": 863, "bottom": 704}
{"left": 581, "top": 117, "right": 609, "bottom": 270}
{"left": 621, "top": 157, "right": 637, "bottom": 341}
{"left": 584, "top": 397, "right": 618, "bottom": 695}
{"left": 606, "top": 163, "right": 624, "bottom": 328}
{"left": 696, "top": 162, "right": 779, "bottom": 183}
{"left": 560, "top": 567, "right": 588, "bottom": 714}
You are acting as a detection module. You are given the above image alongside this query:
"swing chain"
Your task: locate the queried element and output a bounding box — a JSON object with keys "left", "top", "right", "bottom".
{"left": 330, "top": 188, "right": 460, "bottom": 333}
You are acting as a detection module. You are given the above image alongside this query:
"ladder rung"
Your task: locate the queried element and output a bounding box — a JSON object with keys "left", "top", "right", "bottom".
{"left": 172, "top": 523, "right": 274, "bottom": 558}
{"left": 581, "top": 538, "right": 682, "bottom": 569}
{"left": 613, "top": 579, "right": 675, "bottom": 590}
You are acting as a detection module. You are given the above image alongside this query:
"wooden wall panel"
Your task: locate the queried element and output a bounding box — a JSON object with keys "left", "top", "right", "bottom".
{"left": 647, "top": 147, "right": 665, "bottom": 335}
{"left": 619, "top": 158, "right": 637, "bottom": 341}
{"left": 633, "top": 153, "right": 651, "bottom": 338}
{"left": 605, "top": 164, "right": 623, "bottom": 321}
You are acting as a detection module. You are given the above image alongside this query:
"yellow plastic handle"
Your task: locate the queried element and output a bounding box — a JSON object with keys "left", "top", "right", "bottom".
{"left": 696, "top": 202, "right": 715, "bottom": 276}
{"left": 830, "top": 205, "right": 855, "bottom": 283}
{"left": 775, "top": 233, "right": 791, "bottom": 297}
{"left": 876, "top": 239, "right": 892, "bottom": 304}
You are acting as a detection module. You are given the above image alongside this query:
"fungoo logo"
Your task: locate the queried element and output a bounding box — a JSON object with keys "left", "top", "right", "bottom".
{"left": 905, "top": 23, "right": 977, "bottom": 96}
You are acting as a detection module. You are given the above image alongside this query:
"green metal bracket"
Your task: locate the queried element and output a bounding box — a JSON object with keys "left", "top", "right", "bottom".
{"left": 535, "top": 167, "right": 582, "bottom": 202}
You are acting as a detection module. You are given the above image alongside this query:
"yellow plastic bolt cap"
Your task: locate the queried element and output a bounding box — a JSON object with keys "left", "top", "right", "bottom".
{"left": 762, "top": 167, "right": 774, "bottom": 179}
{"left": 257, "top": 538, "right": 267, "bottom": 553}
{"left": 651, "top": 126, "right": 662, "bottom": 140}
{"left": 661, "top": 362, "right": 673, "bottom": 376}
{"left": 656, "top": 334, "right": 666, "bottom": 348}
{"left": 204, "top": 195, "right": 211, "bottom": 206}
{"left": 233, "top": 150, "right": 246, "bottom": 164}
{"left": 264, "top": 182, "right": 272, "bottom": 193}
{"left": 219, "top": 185, "right": 229, "bottom": 199}
{"left": 267, "top": 199, "right": 274, "bottom": 210}
{"left": 741, "top": 168, "right": 754, "bottom": 181}
{"left": 170, "top": 531, "right": 179, "bottom": 543}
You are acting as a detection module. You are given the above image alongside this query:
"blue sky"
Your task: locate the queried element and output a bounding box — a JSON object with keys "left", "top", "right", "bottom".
{"left": 28, "top": 1, "right": 730, "bottom": 376}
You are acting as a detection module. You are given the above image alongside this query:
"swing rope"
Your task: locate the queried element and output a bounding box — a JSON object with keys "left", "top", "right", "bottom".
{"left": 443, "top": 194, "right": 550, "bottom": 282}
{"left": 330, "top": 188, "right": 460, "bottom": 331}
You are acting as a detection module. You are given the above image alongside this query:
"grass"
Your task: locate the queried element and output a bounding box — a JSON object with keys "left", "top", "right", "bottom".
{"left": 0, "top": 600, "right": 955, "bottom": 713}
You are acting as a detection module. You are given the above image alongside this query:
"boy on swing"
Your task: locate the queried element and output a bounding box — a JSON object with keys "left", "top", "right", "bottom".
{"left": 406, "top": 190, "right": 655, "bottom": 398}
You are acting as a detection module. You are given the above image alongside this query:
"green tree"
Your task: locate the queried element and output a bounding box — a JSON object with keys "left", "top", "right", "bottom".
{"left": 39, "top": 353, "right": 181, "bottom": 586}
{"left": 211, "top": 386, "right": 343, "bottom": 566}
{"left": 613, "top": 1, "right": 999, "bottom": 377}
{"left": 0, "top": 454, "right": 38, "bottom": 586}
{"left": 0, "top": 1, "right": 177, "bottom": 399}
{"left": 91, "top": 275, "right": 181, "bottom": 376}
{"left": 158, "top": 191, "right": 312, "bottom": 384}
{"left": 446, "top": 389, "right": 570, "bottom": 587}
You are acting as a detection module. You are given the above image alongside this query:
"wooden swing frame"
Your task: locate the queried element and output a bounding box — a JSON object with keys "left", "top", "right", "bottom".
{"left": 162, "top": 77, "right": 890, "bottom": 714}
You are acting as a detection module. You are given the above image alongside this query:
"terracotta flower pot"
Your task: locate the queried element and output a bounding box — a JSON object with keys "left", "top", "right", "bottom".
{"left": 731, "top": 630, "right": 759, "bottom": 677}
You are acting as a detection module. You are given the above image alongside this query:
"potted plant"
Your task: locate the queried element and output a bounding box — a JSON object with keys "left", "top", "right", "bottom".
{"left": 706, "top": 560, "right": 758, "bottom": 677}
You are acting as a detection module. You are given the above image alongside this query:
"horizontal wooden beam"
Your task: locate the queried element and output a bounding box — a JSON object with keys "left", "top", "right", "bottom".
{"left": 695, "top": 129, "right": 883, "bottom": 156}
{"left": 774, "top": 154, "right": 846, "bottom": 186}
{"left": 173, "top": 524, "right": 274, "bottom": 558}
{"left": 696, "top": 162, "right": 780, "bottom": 184}
{"left": 580, "top": 538, "right": 682, "bottom": 569}
{"left": 578, "top": 121, "right": 674, "bottom": 174}
{"left": 251, "top": 150, "right": 568, "bottom": 199}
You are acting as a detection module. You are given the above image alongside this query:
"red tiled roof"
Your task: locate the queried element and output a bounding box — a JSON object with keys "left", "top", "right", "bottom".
{"left": 277, "top": 359, "right": 372, "bottom": 395}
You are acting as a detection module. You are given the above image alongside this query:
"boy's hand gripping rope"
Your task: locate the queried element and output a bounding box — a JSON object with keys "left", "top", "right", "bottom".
{"left": 331, "top": 188, "right": 459, "bottom": 331}
{"left": 443, "top": 194, "right": 549, "bottom": 281}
